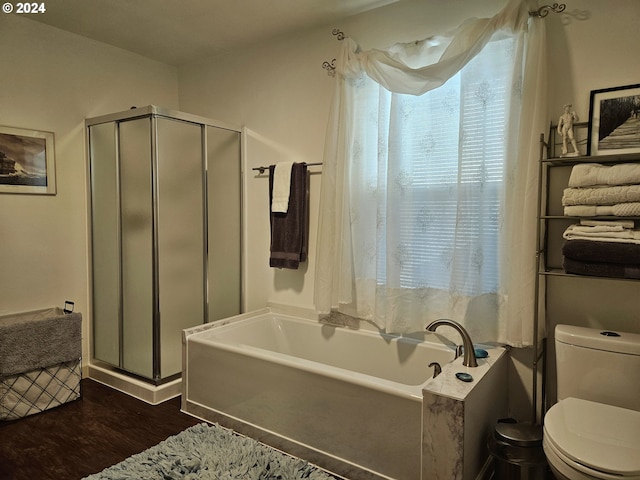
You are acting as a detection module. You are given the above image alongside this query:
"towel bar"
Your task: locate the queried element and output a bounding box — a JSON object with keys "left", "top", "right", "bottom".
{"left": 252, "top": 162, "right": 322, "bottom": 175}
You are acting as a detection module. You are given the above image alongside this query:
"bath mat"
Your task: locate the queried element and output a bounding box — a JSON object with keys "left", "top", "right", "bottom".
{"left": 82, "top": 422, "right": 337, "bottom": 479}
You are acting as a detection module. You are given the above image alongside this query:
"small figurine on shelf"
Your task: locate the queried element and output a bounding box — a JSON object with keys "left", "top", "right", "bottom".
{"left": 557, "top": 104, "right": 580, "bottom": 157}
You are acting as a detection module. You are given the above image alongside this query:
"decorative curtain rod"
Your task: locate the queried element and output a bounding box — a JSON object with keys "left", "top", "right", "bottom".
{"left": 322, "top": 29, "right": 345, "bottom": 77}
{"left": 252, "top": 162, "right": 323, "bottom": 175}
{"left": 322, "top": 4, "right": 567, "bottom": 75}
{"left": 529, "top": 3, "right": 566, "bottom": 17}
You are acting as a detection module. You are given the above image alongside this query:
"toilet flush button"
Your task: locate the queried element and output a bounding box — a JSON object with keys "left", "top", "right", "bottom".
{"left": 600, "top": 331, "right": 620, "bottom": 337}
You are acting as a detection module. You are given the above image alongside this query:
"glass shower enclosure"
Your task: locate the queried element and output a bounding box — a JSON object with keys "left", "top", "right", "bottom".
{"left": 87, "top": 106, "right": 242, "bottom": 383}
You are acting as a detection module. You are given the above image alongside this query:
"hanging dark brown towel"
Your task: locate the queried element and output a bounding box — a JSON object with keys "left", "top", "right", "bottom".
{"left": 269, "top": 162, "right": 309, "bottom": 269}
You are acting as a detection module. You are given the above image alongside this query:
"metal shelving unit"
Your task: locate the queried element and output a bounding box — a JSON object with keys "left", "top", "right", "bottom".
{"left": 534, "top": 122, "right": 640, "bottom": 421}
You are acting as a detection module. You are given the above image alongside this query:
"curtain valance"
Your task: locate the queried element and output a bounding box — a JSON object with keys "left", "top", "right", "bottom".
{"left": 335, "top": 0, "right": 532, "bottom": 95}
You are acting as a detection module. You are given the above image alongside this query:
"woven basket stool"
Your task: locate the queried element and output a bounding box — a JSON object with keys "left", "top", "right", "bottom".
{"left": 0, "top": 307, "right": 82, "bottom": 421}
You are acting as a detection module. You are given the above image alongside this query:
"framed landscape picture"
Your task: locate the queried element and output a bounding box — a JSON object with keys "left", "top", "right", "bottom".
{"left": 0, "top": 125, "right": 56, "bottom": 194}
{"left": 588, "top": 84, "right": 640, "bottom": 156}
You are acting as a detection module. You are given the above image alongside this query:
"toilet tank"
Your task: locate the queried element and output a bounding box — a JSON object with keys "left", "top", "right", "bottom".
{"left": 555, "top": 324, "right": 640, "bottom": 411}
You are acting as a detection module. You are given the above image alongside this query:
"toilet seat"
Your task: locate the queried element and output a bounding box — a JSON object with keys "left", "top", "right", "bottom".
{"left": 543, "top": 434, "right": 638, "bottom": 480}
{"left": 544, "top": 397, "right": 640, "bottom": 479}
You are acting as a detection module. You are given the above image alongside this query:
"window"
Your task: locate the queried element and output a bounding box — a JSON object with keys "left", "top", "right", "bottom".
{"left": 348, "top": 36, "right": 517, "bottom": 297}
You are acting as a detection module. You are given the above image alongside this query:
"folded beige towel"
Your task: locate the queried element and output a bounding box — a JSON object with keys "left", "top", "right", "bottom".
{"left": 570, "top": 224, "right": 626, "bottom": 233}
{"left": 579, "top": 219, "right": 635, "bottom": 228}
{"left": 564, "top": 203, "right": 640, "bottom": 216}
{"left": 563, "top": 224, "right": 640, "bottom": 244}
{"left": 568, "top": 163, "right": 640, "bottom": 187}
{"left": 562, "top": 185, "right": 640, "bottom": 206}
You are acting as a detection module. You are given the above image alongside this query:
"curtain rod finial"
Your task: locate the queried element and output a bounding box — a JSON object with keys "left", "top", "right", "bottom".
{"left": 322, "top": 59, "right": 337, "bottom": 77}
{"left": 529, "top": 3, "right": 566, "bottom": 17}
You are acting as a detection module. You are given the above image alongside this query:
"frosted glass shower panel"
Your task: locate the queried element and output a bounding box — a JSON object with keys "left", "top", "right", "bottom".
{"left": 89, "top": 122, "right": 120, "bottom": 367}
{"left": 207, "top": 127, "right": 242, "bottom": 321}
{"left": 156, "top": 118, "right": 205, "bottom": 378}
{"left": 119, "top": 118, "right": 154, "bottom": 379}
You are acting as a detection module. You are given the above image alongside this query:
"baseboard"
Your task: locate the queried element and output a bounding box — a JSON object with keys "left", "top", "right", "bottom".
{"left": 87, "top": 363, "right": 181, "bottom": 405}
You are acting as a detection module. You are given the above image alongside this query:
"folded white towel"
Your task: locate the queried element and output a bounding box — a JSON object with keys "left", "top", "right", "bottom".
{"left": 271, "top": 161, "right": 294, "bottom": 213}
{"left": 613, "top": 202, "right": 640, "bottom": 216}
{"left": 570, "top": 225, "right": 626, "bottom": 233}
{"left": 580, "top": 219, "right": 635, "bottom": 228}
{"left": 563, "top": 224, "right": 640, "bottom": 244}
{"left": 564, "top": 203, "right": 640, "bottom": 217}
{"left": 568, "top": 163, "right": 640, "bottom": 187}
{"left": 562, "top": 184, "right": 640, "bottom": 206}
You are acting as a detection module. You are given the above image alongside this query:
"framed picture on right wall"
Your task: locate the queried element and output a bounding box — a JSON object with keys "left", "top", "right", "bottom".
{"left": 588, "top": 83, "right": 640, "bottom": 156}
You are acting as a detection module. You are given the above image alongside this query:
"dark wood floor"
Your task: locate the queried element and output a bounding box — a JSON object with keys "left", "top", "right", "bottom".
{"left": 0, "top": 379, "right": 201, "bottom": 480}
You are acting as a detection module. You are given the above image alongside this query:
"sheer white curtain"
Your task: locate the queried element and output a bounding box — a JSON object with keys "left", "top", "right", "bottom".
{"left": 315, "top": 0, "right": 547, "bottom": 346}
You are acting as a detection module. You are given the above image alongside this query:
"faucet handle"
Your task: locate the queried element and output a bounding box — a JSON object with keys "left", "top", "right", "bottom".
{"left": 455, "top": 345, "right": 463, "bottom": 359}
{"left": 428, "top": 362, "right": 442, "bottom": 379}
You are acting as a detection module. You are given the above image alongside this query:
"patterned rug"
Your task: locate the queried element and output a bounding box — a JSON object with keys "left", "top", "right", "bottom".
{"left": 82, "top": 423, "right": 337, "bottom": 479}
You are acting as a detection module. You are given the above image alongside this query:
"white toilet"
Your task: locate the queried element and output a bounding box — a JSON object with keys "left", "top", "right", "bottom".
{"left": 543, "top": 324, "right": 640, "bottom": 480}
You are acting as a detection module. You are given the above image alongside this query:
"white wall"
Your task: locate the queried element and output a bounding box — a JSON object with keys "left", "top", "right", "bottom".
{"left": 0, "top": 15, "right": 180, "bottom": 362}
{"left": 546, "top": 0, "right": 640, "bottom": 121}
{"left": 179, "top": 28, "right": 334, "bottom": 312}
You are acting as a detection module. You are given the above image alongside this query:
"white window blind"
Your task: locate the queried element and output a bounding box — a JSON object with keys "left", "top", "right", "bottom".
{"left": 350, "top": 36, "right": 515, "bottom": 297}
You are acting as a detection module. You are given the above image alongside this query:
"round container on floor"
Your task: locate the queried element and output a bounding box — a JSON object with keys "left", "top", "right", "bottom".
{"left": 487, "top": 421, "right": 550, "bottom": 480}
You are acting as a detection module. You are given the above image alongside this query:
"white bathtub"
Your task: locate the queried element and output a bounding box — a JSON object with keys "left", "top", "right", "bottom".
{"left": 182, "top": 308, "right": 507, "bottom": 480}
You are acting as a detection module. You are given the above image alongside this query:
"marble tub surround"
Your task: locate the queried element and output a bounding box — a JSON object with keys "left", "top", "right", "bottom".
{"left": 423, "top": 346, "right": 508, "bottom": 480}
{"left": 424, "top": 344, "right": 505, "bottom": 399}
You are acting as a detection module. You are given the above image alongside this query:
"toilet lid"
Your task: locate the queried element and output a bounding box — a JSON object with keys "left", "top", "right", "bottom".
{"left": 545, "top": 397, "right": 640, "bottom": 476}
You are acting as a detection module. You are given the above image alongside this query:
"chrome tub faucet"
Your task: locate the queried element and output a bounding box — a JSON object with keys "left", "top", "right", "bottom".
{"left": 426, "top": 319, "right": 478, "bottom": 367}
